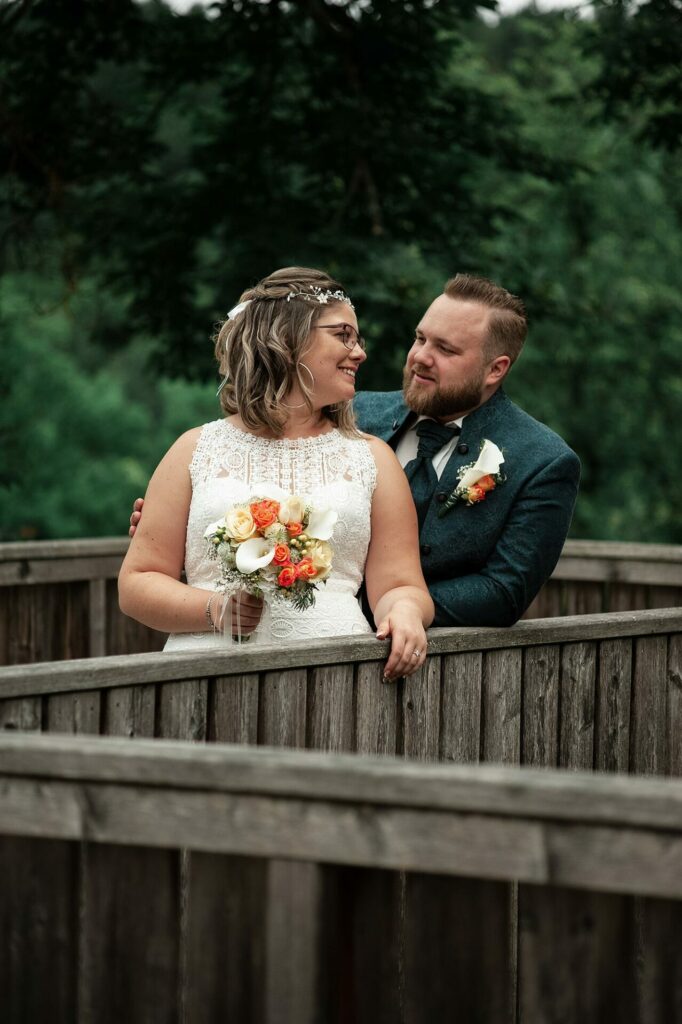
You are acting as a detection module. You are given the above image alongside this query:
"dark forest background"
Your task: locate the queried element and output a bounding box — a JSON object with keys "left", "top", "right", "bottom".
{"left": 1, "top": 0, "right": 680, "bottom": 542}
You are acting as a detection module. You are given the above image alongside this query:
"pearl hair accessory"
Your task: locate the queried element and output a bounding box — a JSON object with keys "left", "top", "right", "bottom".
{"left": 286, "top": 286, "right": 354, "bottom": 308}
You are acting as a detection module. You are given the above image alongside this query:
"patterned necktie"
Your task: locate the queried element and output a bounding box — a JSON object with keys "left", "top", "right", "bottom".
{"left": 405, "top": 419, "right": 461, "bottom": 530}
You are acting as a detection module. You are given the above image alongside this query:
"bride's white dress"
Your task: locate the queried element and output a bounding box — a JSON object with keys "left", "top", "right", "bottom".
{"left": 164, "top": 419, "right": 377, "bottom": 651}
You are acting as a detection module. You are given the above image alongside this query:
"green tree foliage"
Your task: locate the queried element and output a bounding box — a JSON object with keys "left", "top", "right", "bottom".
{"left": 1, "top": 0, "right": 680, "bottom": 541}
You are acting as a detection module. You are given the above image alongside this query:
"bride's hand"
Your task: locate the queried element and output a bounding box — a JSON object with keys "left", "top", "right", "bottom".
{"left": 375, "top": 600, "right": 428, "bottom": 681}
{"left": 209, "top": 591, "right": 263, "bottom": 635}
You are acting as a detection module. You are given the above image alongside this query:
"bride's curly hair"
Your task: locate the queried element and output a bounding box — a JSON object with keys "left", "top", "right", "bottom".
{"left": 214, "top": 266, "right": 362, "bottom": 437}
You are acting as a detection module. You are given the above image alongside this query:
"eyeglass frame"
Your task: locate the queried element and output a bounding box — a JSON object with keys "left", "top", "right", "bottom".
{"left": 316, "top": 322, "right": 367, "bottom": 352}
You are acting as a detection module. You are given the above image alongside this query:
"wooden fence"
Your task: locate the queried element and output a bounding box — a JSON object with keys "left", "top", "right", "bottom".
{"left": 1, "top": 609, "right": 680, "bottom": 779}
{"left": 1, "top": 538, "right": 681, "bottom": 664}
{"left": 1, "top": 732, "right": 680, "bottom": 1023}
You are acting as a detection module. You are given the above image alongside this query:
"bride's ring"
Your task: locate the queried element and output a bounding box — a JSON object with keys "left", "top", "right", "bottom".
{"left": 412, "top": 649, "right": 421, "bottom": 658}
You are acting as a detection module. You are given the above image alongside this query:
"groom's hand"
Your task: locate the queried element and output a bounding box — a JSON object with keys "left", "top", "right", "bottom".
{"left": 129, "top": 497, "right": 144, "bottom": 537}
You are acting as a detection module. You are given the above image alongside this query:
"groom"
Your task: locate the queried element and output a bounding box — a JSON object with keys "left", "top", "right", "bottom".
{"left": 129, "top": 273, "right": 579, "bottom": 628}
{"left": 353, "top": 273, "right": 579, "bottom": 627}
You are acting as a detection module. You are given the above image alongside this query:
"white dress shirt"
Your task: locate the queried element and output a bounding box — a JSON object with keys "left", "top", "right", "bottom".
{"left": 394, "top": 415, "right": 465, "bottom": 479}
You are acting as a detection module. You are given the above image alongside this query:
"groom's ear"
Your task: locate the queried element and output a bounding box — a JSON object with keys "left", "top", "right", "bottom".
{"left": 485, "top": 355, "right": 511, "bottom": 386}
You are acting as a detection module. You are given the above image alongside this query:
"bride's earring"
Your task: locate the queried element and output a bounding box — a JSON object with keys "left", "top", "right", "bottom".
{"left": 282, "top": 363, "right": 316, "bottom": 409}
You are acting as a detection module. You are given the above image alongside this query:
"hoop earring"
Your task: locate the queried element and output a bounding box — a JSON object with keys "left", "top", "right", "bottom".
{"left": 297, "top": 362, "right": 315, "bottom": 390}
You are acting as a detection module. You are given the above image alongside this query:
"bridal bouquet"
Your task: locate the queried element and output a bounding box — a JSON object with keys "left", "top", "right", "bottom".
{"left": 204, "top": 494, "right": 337, "bottom": 613}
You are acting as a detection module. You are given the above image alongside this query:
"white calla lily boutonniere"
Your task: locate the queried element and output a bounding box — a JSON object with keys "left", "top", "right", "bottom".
{"left": 438, "top": 439, "right": 506, "bottom": 517}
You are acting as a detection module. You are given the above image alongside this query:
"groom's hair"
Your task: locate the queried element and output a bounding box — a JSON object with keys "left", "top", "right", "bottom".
{"left": 444, "top": 274, "right": 527, "bottom": 365}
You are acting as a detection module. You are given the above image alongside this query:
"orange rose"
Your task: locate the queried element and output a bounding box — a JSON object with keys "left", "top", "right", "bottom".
{"left": 467, "top": 485, "right": 486, "bottom": 503}
{"left": 477, "top": 475, "right": 496, "bottom": 493}
{"left": 277, "top": 565, "right": 297, "bottom": 587}
{"left": 273, "top": 543, "right": 291, "bottom": 565}
{"left": 296, "top": 558, "right": 318, "bottom": 580}
{"left": 250, "top": 499, "right": 280, "bottom": 530}
{"left": 286, "top": 521, "right": 303, "bottom": 537}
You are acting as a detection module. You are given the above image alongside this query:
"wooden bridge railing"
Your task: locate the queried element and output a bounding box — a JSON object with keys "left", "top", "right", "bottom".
{"left": 1, "top": 538, "right": 680, "bottom": 664}
{"left": 1, "top": 732, "right": 680, "bottom": 1023}
{"left": 1, "top": 609, "right": 680, "bottom": 779}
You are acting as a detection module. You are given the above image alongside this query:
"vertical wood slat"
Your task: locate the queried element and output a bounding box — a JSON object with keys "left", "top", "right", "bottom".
{"left": 559, "top": 642, "right": 598, "bottom": 771}
{"left": 103, "top": 686, "right": 156, "bottom": 738}
{"left": 355, "top": 661, "right": 398, "bottom": 755}
{"left": 79, "top": 843, "right": 180, "bottom": 1024}
{"left": 440, "top": 651, "right": 482, "bottom": 765}
{"left": 595, "top": 638, "right": 632, "bottom": 774}
{"left": 522, "top": 645, "right": 560, "bottom": 768}
{"left": 156, "top": 678, "right": 209, "bottom": 741}
{"left": 259, "top": 669, "right": 307, "bottom": 749}
{"left": 0, "top": 696, "right": 42, "bottom": 733}
{"left": 88, "top": 578, "right": 107, "bottom": 658}
{"left": 45, "top": 691, "right": 101, "bottom": 735}
{"left": 563, "top": 582, "right": 605, "bottom": 616}
{"left": 631, "top": 636, "right": 669, "bottom": 776}
{"left": 0, "top": 837, "right": 78, "bottom": 1024}
{"left": 185, "top": 852, "right": 267, "bottom": 1024}
{"left": 668, "top": 634, "right": 682, "bottom": 778}
{"left": 481, "top": 648, "right": 522, "bottom": 765}
{"left": 402, "top": 656, "right": 441, "bottom": 761}
{"left": 308, "top": 663, "right": 354, "bottom": 753}
{"left": 211, "top": 674, "right": 260, "bottom": 744}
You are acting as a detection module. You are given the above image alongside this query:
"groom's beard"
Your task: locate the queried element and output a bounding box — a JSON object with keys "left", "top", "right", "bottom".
{"left": 402, "top": 364, "right": 486, "bottom": 420}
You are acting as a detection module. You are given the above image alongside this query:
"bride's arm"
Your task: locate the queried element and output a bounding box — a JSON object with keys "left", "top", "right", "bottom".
{"left": 118, "top": 429, "right": 262, "bottom": 635}
{"left": 364, "top": 437, "right": 434, "bottom": 681}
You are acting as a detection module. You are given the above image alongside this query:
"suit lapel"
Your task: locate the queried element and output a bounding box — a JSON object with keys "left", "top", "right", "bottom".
{"left": 438, "top": 389, "right": 509, "bottom": 493}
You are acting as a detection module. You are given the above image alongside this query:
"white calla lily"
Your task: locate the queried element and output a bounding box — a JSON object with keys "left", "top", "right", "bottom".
{"left": 235, "top": 537, "right": 275, "bottom": 574}
{"left": 458, "top": 440, "right": 504, "bottom": 490}
{"left": 203, "top": 518, "right": 225, "bottom": 539}
{"left": 306, "top": 508, "right": 338, "bottom": 541}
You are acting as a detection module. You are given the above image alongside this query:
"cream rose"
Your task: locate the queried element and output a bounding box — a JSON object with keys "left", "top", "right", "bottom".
{"left": 308, "top": 540, "right": 333, "bottom": 580}
{"left": 224, "top": 506, "right": 257, "bottom": 542}
{"left": 278, "top": 495, "right": 306, "bottom": 526}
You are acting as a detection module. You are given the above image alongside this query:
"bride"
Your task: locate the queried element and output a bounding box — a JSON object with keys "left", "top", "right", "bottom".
{"left": 118, "top": 267, "right": 433, "bottom": 680}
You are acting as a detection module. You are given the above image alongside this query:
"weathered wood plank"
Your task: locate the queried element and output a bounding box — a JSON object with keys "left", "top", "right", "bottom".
{"left": 355, "top": 661, "right": 398, "bottom": 755}
{"left": 0, "top": 696, "right": 42, "bottom": 733}
{"left": 185, "top": 852, "right": 266, "bottom": 1023}
{"left": 518, "top": 885, "right": 636, "bottom": 1024}
{"left": 211, "top": 673, "right": 260, "bottom": 744}
{"left": 631, "top": 636, "right": 669, "bottom": 776}
{"left": 259, "top": 668, "right": 307, "bottom": 748}
{"left": 308, "top": 663, "right": 354, "bottom": 753}
{"left": 669, "top": 635, "right": 682, "bottom": 779}
{"left": 634, "top": 896, "right": 682, "bottom": 1023}
{"left": 440, "top": 651, "right": 482, "bottom": 764}
{"left": 45, "top": 690, "right": 101, "bottom": 735}
{"left": 563, "top": 581, "right": 605, "bottom": 616}
{"left": 559, "top": 642, "right": 597, "bottom": 771}
{"left": 0, "top": 837, "right": 77, "bottom": 1023}
{"left": 157, "top": 678, "right": 208, "bottom": 741}
{"left": 481, "top": 648, "right": 522, "bottom": 765}
{"left": 404, "top": 874, "right": 512, "bottom": 1022}
{"left": 609, "top": 582, "right": 650, "bottom": 613}
{"left": 265, "top": 860, "right": 320, "bottom": 1024}
{"left": 3, "top": 732, "right": 682, "bottom": 830}
{"left": 88, "top": 578, "right": 107, "bottom": 658}
{"left": 3, "top": 609, "right": 682, "bottom": 700}
{"left": 522, "top": 645, "right": 560, "bottom": 768}
{"left": 596, "top": 638, "right": 632, "bottom": 774}
{"left": 79, "top": 842, "right": 180, "bottom": 1024}
{"left": 402, "top": 656, "right": 441, "bottom": 761}
{"left": 103, "top": 685, "right": 156, "bottom": 738}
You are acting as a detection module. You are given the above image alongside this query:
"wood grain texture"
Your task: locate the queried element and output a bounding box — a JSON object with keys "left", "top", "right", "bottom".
{"left": 559, "top": 642, "right": 597, "bottom": 771}
{"left": 402, "top": 656, "right": 441, "bottom": 761}
{"left": 596, "top": 638, "right": 632, "bottom": 774}
{"left": 103, "top": 685, "right": 155, "bottom": 738}
{"left": 45, "top": 690, "right": 101, "bottom": 735}
{"left": 308, "top": 663, "right": 354, "bottom": 752}
{"left": 211, "top": 673, "right": 260, "bottom": 744}
{"left": 631, "top": 636, "right": 668, "bottom": 776}
{"left": 157, "top": 678, "right": 208, "bottom": 741}
{"left": 355, "top": 660, "right": 398, "bottom": 755}
{"left": 440, "top": 651, "right": 482, "bottom": 764}
{"left": 481, "top": 648, "right": 522, "bottom": 765}
{"left": 0, "top": 837, "right": 77, "bottom": 1024}
{"left": 185, "top": 852, "right": 266, "bottom": 1023}
{"left": 79, "top": 842, "right": 180, "bottom": 1024}
{"left": 0, "top": 696, "right": 42, "bottom": 733}
{"left": 265, "top": 860, "right": 320, "bottom": 1024}
{"left": 667, "top": 634, "right": 682, "bottom": 778}
{"left": 522, "top": 645, "right": 560, "bottom": 768}
{"left": 259, "top": 669, "right": 307, "bottom": 748}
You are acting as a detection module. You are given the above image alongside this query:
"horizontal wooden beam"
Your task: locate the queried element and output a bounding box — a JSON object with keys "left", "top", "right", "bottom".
{"left": 0, "top": 735, "right": 680, "bottom": 899}
{"left": 0, "top": 608, "right": 680, "bottom": 699}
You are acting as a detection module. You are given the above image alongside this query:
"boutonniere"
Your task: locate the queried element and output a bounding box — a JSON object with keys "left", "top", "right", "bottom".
{"left": 438, "top": 439, "right": 505, "bottom": 517}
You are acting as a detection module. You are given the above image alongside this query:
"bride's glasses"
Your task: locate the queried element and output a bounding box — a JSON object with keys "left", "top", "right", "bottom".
{"left": 317, "top": 323, "right": 366, "bottom": 352}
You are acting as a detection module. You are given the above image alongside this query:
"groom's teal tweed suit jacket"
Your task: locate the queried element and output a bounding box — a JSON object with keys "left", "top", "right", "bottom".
{"left": 354, "top": 388, "right": 580, "bottom": 627}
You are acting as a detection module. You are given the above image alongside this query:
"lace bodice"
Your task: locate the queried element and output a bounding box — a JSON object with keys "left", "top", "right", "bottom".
{"left": 164, "top": 419, "right": 377, "bottom": 650}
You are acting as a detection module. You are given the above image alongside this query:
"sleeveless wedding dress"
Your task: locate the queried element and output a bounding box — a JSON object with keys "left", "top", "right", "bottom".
{"left": 164, "top": 419, "right": 377, "bottom": 651}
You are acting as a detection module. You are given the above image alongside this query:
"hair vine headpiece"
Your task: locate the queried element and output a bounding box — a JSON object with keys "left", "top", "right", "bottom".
{"left": 286, "top": 285, "right": 354, "bottom": 309}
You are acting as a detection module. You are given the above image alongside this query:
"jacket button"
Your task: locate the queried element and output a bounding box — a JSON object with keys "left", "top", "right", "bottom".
{"left": 420, "top": 544, "right": 432, "bottom": 556}
{"left": 457, "top": 443, "right": 469, "bottom": 455}
{"left": 436, "top": 492, "right": 447, "bottom": 503}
